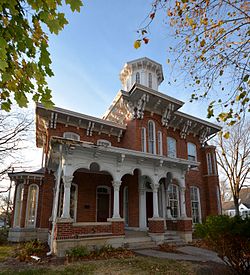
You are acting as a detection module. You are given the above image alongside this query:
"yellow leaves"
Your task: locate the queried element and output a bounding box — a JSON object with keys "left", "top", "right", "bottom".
{"left": 223, "top": 132, "right": 230, "bottom": 139}
{"left": 134, "top": 40, "right": 141, "bottom": 49}
{"left": 200, "top": 39, "right": 206, "bottom": 47}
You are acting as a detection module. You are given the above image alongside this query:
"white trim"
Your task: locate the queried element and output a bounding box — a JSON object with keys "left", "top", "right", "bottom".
{"left": 96, "top": 185, "right": 111, "bottom": 222}
{"left": 168, "top": 183, "right": 180, "bottom": 218}
{"left": 25, "top": 184, "right": 39, "bottom": 228}
{"left": 167, "top": 137, "right": 177, "bottom": 158}
{"left": 63, "top": 132, "right": 80, "bottom": 141}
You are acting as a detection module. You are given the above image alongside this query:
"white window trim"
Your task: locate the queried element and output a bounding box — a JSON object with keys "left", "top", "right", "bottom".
{"left": 187, "top": 142, "right": 197, "bottom": 161}
{"left": 141, "top": 127, "right": 147, "bottom": 152}
{"left": 25, "top": 184, "right": 39, "bottom": 228}
{"left": 167, "top": 137, "right": 177, "bottom": 158}
{"left": 206, "top": 153, "right": 213, "bottom": 175}
{"left": 190, "top": 186, "right": 202, "bottom": 224}
{"left": 148, "top": 120, "right": 156, "bottom": 154}
{"left": 13, "top": 183, "right": 24, "bottom": 228}
{"left": 96, "top": 185, "right": 111, "bottom": 222}
{"left": 63, "top": 132, "right": 80, "bottom": 141}
{"left": 158, "top": 131, "right": 163, "bottom": 155}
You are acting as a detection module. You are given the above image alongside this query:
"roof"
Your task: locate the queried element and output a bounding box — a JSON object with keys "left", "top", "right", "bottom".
{"left": 8, "top": 167, "right": 45, "bottom": 179}
{"left": 222, "top": 188, "right": 250, "bottom": 210}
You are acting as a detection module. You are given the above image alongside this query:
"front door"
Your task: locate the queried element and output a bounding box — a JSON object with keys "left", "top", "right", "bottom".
{"left": 97, "top": 193, "right": 109, "bottom": 222}
{"left": 146, "top": 192, "right": 153, "bottom": 226}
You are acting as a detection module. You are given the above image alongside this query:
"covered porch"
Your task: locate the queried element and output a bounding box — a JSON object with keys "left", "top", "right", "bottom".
{"left": 49, "top": 138, "right": 196, "bottom": 256}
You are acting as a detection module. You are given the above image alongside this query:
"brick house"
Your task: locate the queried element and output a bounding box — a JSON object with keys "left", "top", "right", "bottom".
{"left": 8, "top": 57, "right": 221, "bottom": 256}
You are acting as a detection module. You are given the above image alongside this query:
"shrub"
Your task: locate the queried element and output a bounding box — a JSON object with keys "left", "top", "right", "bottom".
{"left": 17, "top": 240, "right": 47, "bottom": 261}
{"left": 65, "top": 245, "right": 90, "bottom": 258}
{"left": 195, "top": 215, "right": 250, "bottom": 275}
{"left": 0, "top": 228, "right": 9, "bottom": 245}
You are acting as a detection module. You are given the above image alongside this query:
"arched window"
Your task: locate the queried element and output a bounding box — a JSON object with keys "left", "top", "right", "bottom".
{"left": 63, "top": 132, "right": 80, "bottom": 141}
{"left": 25, "top": 184, "right": 39, "bottom": 228}
{"left": 148, "top": 73, "right": 152, "bottom": 88}
{"left": 136, "top": 72, "right": 140, "bottom": 84}
{"left": 141, "top": 127, "right": 146, "bottom": 152}
{"left": 158, "top": 131, "right": 163, "bottom": 155}
{"left": 190, "top": 186, "right": 201, "bottom": 224}
{"left": 168, "top": 184, "right": 179, "bottom": 218}
{"left": 167, "top": 137, "right": 177, "bottom": 158}
{"left": 58, "top": 182, "right": 78, "bottom": 221}
{"left": 148, "top": 120, "right": 156, "bottom": 154}
{"left": 13, "top": 184, "right": 24, "bottom": 227}
{"left": 187, "top": 142, "right": 197, "bottom": 161}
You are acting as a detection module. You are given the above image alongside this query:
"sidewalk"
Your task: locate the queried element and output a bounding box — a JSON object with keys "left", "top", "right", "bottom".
{"left": 134, "top": 246, "right": 224, "bottom": 264}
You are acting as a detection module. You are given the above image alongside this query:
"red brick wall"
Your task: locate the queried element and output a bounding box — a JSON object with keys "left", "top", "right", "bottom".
{"left": 148, "top": 219, "right": 165, "bottom": 233}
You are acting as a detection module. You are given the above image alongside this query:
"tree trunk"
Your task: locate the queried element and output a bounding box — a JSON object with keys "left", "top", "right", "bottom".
{"left": 233, "top": 196, "right": 240, "bottom": 216}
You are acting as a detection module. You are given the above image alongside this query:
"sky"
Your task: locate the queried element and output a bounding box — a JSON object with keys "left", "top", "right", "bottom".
{"left": 2, "top": 0, "right": 217, "bottom": 190}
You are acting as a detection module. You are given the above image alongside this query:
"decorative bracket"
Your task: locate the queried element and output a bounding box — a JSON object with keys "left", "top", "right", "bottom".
{"left": 161, "top": 103, "right": 175, "bottom": 126}
{"left": 132, "top": 93, "right": 149, "bottom": 119}
{"left": 87, "top": 121, "right": 95, "bottom": 136}
{"left": 199, "top": 127, "right": 210, "bottom": 144}
{"left": 180, "top": 120, "right": 192, "bottom": 139}
{"left": 50, "top": 112, "right": 57, "bottom": 129}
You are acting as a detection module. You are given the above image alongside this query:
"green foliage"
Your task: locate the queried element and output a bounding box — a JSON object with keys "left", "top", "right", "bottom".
{"left": 0, "top": 0, "right": 83, "bottom": 111}
{"left": 137, "top": 0, "right": 250, "bottom": 125}
{"left": 0, "top": 227, "right": 9, "bottom": 245}
{"left": 17, "top": 240, "right": 47, "bottom": 261}
{"left": 195, "top": 215, "right": 250, "bottom": 274}
{"left": 65, "top": 245, "right": 90, "bottom": 258}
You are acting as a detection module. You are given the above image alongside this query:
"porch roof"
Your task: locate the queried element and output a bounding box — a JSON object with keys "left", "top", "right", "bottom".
{"left": 47, "top": 136, "right": 199, "bottom": 174}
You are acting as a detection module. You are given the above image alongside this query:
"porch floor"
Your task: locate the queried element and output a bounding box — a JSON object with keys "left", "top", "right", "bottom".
{"left": 124, "top": 229, "right": 148, "bottom": 238}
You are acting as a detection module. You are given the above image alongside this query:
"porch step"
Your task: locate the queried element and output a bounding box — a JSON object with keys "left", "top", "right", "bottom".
{"left": 124, "top": 236, "right": 157, "bottom": 250}
{"left": 164, "top": 231, "right": 185, "bottom": 246}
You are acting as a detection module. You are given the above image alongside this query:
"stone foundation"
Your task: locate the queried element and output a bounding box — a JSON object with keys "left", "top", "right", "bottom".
{"left": 8, "top": 227, "right": 48, "bottom": 242}
{"left": 166, "top": 218, "right": 192, "bottom": 242}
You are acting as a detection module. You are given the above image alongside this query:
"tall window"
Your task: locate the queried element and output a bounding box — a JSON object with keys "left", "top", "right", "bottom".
{"left": 167, "top": 137, "right": 177, "bottom": 158}
{"left": 148, "top": 73, "right": 152, "bottom": 88}
{"left": 187, "top": 142, "right": 197, "bottom": 161}
{"left": 213, "top": 153, "right": 218, "bottom": 175}
{"left": 206, "top": 153, "right": 213, "bottom": 175}
{"left": 158, "top": 131, "right": 163, "bottom": 155}
{"left": 63, "top": 132, "right": 80, "bottom": 141}
{"left": 136, "top": 72, "right": 140, "bottom": 84}
{"left": 26, "top": 184, "right": 39, "bottom": 228}
{"left": 13, "top": 184, "right": 24, "bottom": 227}
{"left": 141, "top": 127, "right": 146, "bottom": 152}
{"left": 148, "top": 120, "right": 156, "bottom": 154}
{"left": 190, "top": 186, "right": 201, "bottom": 224}
{"left": 168, "top": 184, "right": 179, "bottom": 218}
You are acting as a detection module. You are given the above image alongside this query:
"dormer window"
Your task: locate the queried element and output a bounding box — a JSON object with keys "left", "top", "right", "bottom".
{"left": 136, "top": 72, "right": 140, "bottom": 84}
{"left": 63, "top": 132, "right": 80, "bottom": 141}
{"left": 148, "top": 73, "right": 152, "bottom": 88}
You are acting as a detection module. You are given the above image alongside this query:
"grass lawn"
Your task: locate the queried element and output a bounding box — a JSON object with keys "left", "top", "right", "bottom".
{"left": 0, "top": 256, "right": 198, "bottom": 275}
{"left": 0, "top": 244, "right": 231, "bottom": 275}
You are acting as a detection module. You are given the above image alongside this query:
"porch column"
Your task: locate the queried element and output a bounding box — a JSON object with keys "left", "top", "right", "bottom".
{"left": 139, "top": 181, "right": 146, "bottom": 228}
{"left": 61, "top": 175, "right": 73, "bottom": 219}
{"left": 112, "top": 180, "right": 121, "bottom": 218}
{"left": 180, "top": 186, "right": 187, "bottom": 218}
{"left": 150, "top": 183, "right": 160, "bottom": 218}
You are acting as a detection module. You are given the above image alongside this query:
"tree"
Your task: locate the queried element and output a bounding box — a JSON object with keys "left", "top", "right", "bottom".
{"left": 0, "top": 194, "right": 13, "bottom": 227}
{"left": 219, "top": 179, "right": 232, "bottom": 202}
{"left": 216, "top": 119, "right": 250, "bottom": 216}
{"left": 0, "top": 109, "right": 32, "bottom": 193}
{"left": 0, "top": 0, "right": 83, "bottom": 111}
{"left": 135, "top": 0, "right": 250, "bottom": 126}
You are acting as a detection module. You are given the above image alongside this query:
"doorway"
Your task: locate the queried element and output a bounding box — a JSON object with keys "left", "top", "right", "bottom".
{"left": 97, "top": 186, "right": 110, "bottom": 222}
{"left": 146, "top": 192, "right": 153, "bottom": 225}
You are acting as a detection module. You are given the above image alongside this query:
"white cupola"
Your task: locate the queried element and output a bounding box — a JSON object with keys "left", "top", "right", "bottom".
{"left": 119, "top": 57, "right": 164, "bottom": 92}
